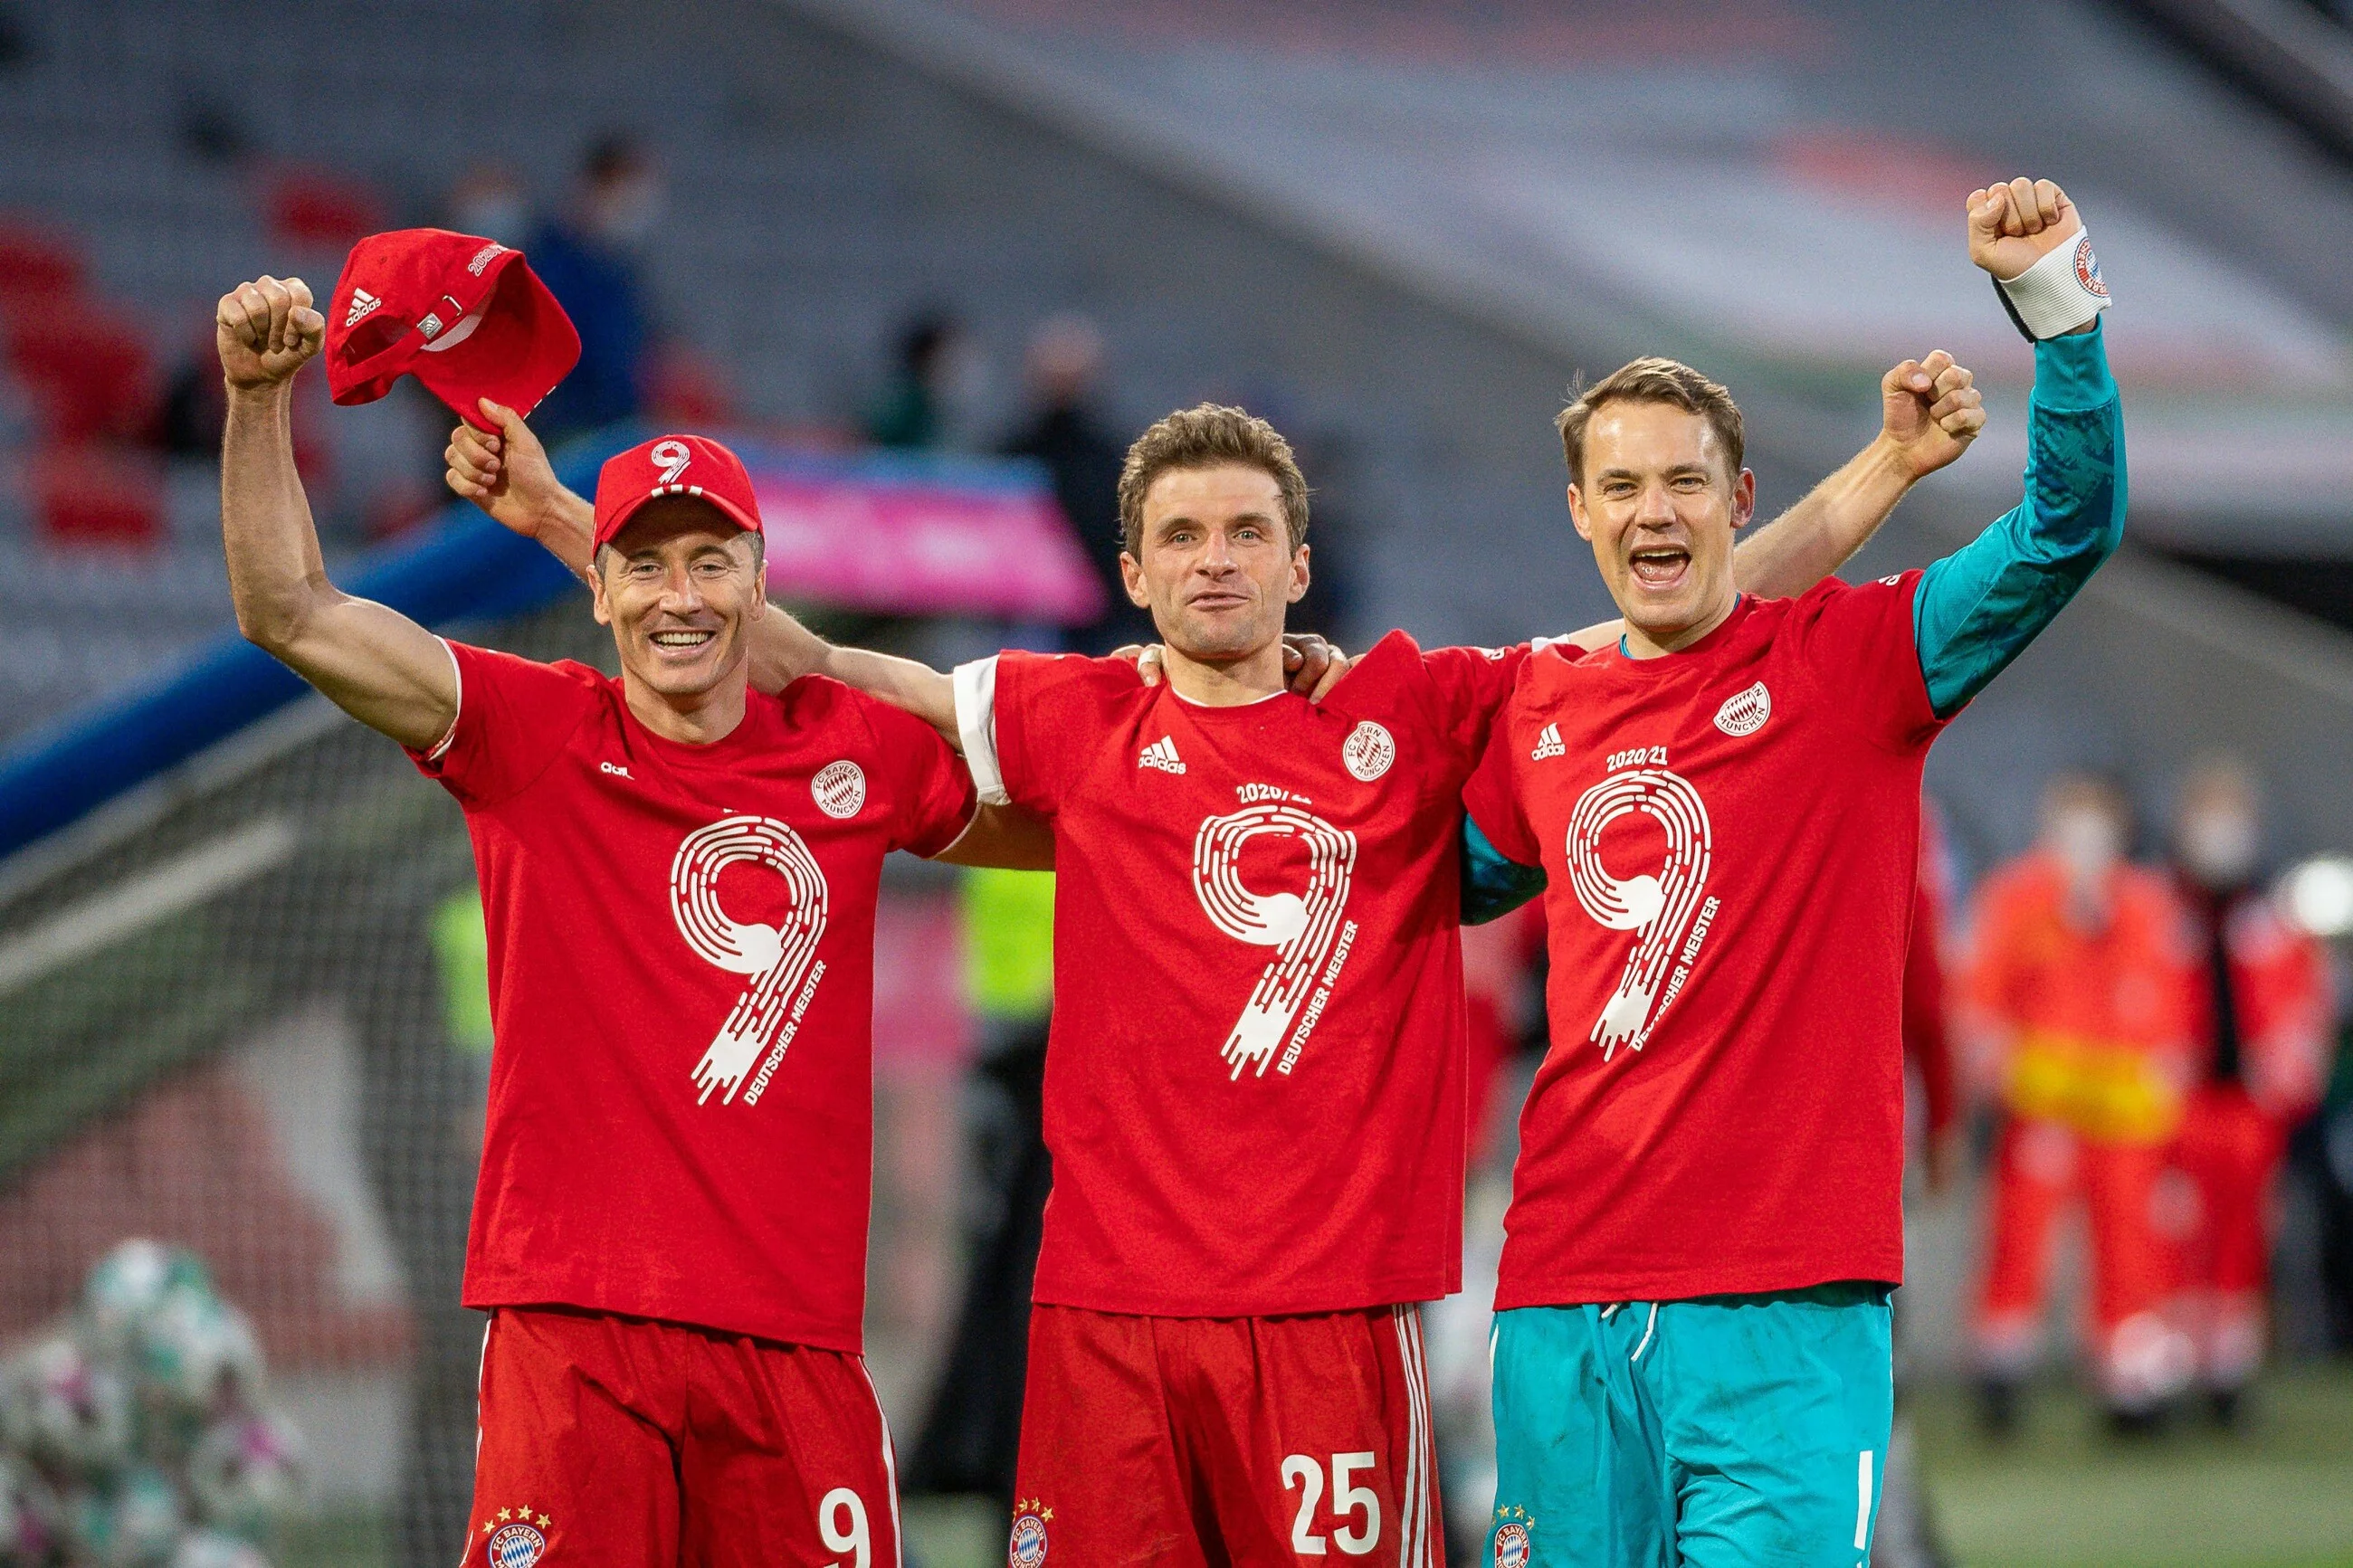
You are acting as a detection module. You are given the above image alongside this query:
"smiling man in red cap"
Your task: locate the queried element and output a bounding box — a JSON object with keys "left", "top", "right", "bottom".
{"left": 214, "top": 271, "right": 1043, "bottom": 1568}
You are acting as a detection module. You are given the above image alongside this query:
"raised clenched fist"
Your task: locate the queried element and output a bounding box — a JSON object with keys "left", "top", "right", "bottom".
{"left": 1967, "top": 177, "right": 2081, "bottom": 282}
{"left": 1880, "top": 349, "right": 1986, "bottom": 480}
{"left": 215, "top": 275, "right": 324, "bottom": 392}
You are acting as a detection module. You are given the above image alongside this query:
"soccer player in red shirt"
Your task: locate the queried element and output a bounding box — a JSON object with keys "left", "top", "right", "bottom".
{"left": 1462, "top": 177, "right": 2124, "bottom": 1565}
{"left": 213, "top": 274, "right": 1039, "bottom": 1568}
{"left": 448, "top": 330, "right": 1985, "bottom": 1568}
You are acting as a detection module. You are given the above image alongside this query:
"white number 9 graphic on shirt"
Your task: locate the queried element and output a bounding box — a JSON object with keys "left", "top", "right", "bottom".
{"left": 1192, "top": 803, "right": 1358, "bottom": 1079}
{"left": 671, "top": 815, "right": 831, "bottom": 1105}
{"left": 1565, "top": 767, "right": 1711, "bottom": 1060}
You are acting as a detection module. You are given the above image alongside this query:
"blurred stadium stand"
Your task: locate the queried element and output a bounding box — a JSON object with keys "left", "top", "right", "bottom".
{"left": 1, "top": 0, "right": 2351, "bottom": 856}
{"left": 3, "top": 2, "right": 2353, "bottom": 1563}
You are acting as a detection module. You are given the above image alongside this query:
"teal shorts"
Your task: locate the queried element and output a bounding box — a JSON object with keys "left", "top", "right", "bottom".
{"left": 1488, "top": 1283, "right": 1893, "bottom": 1568}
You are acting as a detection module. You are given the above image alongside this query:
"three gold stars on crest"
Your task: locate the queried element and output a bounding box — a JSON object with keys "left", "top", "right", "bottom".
{"left": 1014, "top": 1497, "right": 1054, "bottom": 1521}
{"left": 481, "top": 1506, "right": 553, "bottom": 1534}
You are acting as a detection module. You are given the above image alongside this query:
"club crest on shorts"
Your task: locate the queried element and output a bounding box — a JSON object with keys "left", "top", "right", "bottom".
{"left": 1008, "top": 1498, "right": 1051, "bottom": 1568}
{"left": 485, "top": 1516, "right": 548, "bottom": 1568}
{"left": 812, "top": 760, "right": 867, "bottom": 819}
{"left": 1341, "top": 720, "right": 1396, "bottom": 782}
{"left": 1493, "top": 1518, "right": 1531, "bottom": 1568}
{"left": 1712, "top": 681, "right": 1770, "bottom": 737}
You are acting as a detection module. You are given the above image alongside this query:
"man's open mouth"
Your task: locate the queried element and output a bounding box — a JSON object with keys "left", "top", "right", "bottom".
{"left": 1629, "top": 545, "right": 1690, "bottom": 586}
{"left": 649, "top": 628, "right": 718, "bottom": 651}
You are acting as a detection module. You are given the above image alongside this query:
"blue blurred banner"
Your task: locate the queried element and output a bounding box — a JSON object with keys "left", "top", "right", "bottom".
{"left": 0, "top": 432, "right": 1090, "bottom": 863}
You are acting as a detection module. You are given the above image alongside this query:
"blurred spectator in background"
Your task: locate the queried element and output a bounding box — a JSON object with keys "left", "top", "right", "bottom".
{"left": 999, "top": 315, "right": 1148, "bottom": 653}
{"left": 904, "top": 867, "right": 1056, "bottom": 1519}
{"left": 1963, "top": 774, "right": 2196, "bottom": 1435}
{"left": 2165, "top": 756, "right": 2334, "bottom": 1425}
{"left": 526, "top": 135, "right": 660, "bottom": 441}
{"left": 1285, "top": 427, "right": 1362, "bottom": 644}
{"left": 867, "top": 309, "right": 965, "bottom": 450}
{"left": 446, "top": 164, "right": 532, "bottom": 247}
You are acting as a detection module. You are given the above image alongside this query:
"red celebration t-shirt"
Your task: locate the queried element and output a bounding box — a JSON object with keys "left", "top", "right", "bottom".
{"left": 413, "top": 641, "right": 975, "bottom": 1351}
{"left": 1462, "top": 579, "right": 1945, "bottom": 1307}
{"left": 957, "top": 631, "right": 1522, "bottom": 1316}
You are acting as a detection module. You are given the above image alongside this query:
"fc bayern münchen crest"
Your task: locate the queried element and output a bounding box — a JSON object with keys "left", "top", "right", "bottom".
{"left": 1007, "top": 1503, "right": 1050, "bottom": 1568}
{"left": 1492, "top": 1519, "right": 1530, "bottom": 1568}
{"left": 812, "top": 759, "right": 868, "bottom": 819}
{"left": 488, "top": 1523, "right": 546, "bottom": 1568}
{"left": 1341, "top": 720, "right": 1396, "bottom": 782}
{"left": 2072, "top": 233, "right": 2107, "bottom": 299}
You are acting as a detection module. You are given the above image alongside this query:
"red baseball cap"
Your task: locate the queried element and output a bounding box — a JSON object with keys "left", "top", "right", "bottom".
{"left": 592, "top": 433, "right": 764, "bottom": 554}
{"left": 324, "top": 229, "right": 580, "bottom": 428}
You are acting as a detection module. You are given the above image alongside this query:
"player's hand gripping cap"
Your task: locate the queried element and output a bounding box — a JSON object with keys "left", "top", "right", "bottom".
{"left": 592, "top": 433, "right": 764, "bottom": 553}
{"left": 324, "top": 229, "right": 581, "bottom": 427}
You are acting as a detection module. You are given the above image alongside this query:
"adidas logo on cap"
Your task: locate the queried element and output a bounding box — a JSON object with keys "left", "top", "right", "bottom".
{"left": 1138, "top": 736, "right": 1186, "bottom": 775}
{"left": 344, "top": 288, "right": 382, "bottom": 328}
{"left": 1530, "top": 723, "right": 1565, "bottom": 761}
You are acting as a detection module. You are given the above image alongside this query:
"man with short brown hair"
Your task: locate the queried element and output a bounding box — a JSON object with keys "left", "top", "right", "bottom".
{"left": 1464, "top": 176, "right": 2122, "bottom": 1566}
{"left": 1554, "top": 357, "right": 1744, "bottom": 486}
{"left": 1116, "top": 402, "right": 1311, "bottom": 559}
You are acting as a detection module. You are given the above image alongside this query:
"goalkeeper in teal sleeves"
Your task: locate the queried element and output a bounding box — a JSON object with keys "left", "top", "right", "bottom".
{"left": 1460, "top": 177, "right": 2125, "bottom": 1566}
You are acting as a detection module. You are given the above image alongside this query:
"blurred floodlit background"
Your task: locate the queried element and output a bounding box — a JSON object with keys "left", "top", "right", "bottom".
{"left": 4, "top": 3, "right": 2353, "bottom": 1566}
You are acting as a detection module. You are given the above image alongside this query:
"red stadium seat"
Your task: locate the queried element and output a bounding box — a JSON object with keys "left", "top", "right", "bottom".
{"left": 6, "top": 308, "right": 157, "bottom": 442}
{"left": 0, "top": 219, "right": 85, "bottom": 314}
{"left": 263, "top": 166, "right": 387, "bottom": 252}
{"left": 30, "top": 442, "right": 165, "bottom": 548}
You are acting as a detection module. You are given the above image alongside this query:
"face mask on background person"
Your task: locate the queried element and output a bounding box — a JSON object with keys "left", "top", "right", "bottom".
{"left": 455, "top": 191, "right": 529, "bottom": 247}
{"left": 2047, "top": 805, "right": 2124, "bottom": 889}
{"left": 589, "top": 171, "right": 665, "bottom": 250}
{"left": 2178, "top": 805, "right": 2259, "bottom": 890}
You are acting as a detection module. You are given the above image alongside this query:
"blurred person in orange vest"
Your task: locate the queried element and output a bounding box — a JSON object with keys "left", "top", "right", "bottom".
{"left": 2166, "top": 757, "right": 2334, "bottom": 1426}
{"left": 1964, "top": 772, "right": 2196, "bottom": 1434}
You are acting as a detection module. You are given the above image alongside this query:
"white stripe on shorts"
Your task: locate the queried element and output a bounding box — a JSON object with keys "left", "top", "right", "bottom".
{"left": 854, "top": 1356, "right": 904, "bottom": 1568}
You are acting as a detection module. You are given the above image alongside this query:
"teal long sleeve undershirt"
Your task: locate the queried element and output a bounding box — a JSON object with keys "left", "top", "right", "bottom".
{"left": 1912, "top": 321, "right": 2125, "bottom": 717}
{"left": 1460, "top": 322, "right": 2126, "bottom": 925}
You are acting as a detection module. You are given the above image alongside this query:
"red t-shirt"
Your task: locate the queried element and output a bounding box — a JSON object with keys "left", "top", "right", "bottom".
{"left": 1462, "top": 579, "right": 1944, "bottom": 1307}
{"left": 413, "top": 641, "right": 976, "bottom": 1352}
{"left": 957, "top": 631, "right": 1522, "bottom": 1316}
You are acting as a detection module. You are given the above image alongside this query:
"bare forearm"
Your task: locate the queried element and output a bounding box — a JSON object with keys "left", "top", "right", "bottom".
{"left": 221, "top": 386, "right": 330, "bottom": 647}
{"left": 516, "top": 484, "right": 597, "bottom": 586}
{"left": 814, "top": 642, "right": 958, "bottom": 744}
{"left": 1732, "top": 434, "right": 1913, "bottom": 599}
{"left": 934, "top": 803, "right": 1055, "bottom": 869}
{"left": 220, "top": 388, "right": 454, "bottom": 748}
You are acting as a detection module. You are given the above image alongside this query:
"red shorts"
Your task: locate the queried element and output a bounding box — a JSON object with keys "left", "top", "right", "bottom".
{"left": 1011, "top": 1303, "right": 1440, "bottom": 1568}
{"left": 465, "top": 1307, "right": 900, "bottom": 1568}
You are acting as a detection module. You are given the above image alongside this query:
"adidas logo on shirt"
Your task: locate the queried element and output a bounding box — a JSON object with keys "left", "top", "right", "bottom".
{"left": 1138, "top": 736, "right": 1186, "bottom": 775}
{"left": 345, "top": 288, "right": 382, "bottom": 328}
{"left": 1530, "top": 723, "right": 1565, "bottom": 761}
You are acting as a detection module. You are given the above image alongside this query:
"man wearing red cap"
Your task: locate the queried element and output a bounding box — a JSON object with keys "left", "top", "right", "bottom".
{"left": 214, "top": 272, "right": 1034, "bottom": 1568}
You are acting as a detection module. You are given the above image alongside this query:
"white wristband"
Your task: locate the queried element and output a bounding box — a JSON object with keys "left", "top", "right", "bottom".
{"left": 1996, "top": 230, "right": 2110, "bottom": 341}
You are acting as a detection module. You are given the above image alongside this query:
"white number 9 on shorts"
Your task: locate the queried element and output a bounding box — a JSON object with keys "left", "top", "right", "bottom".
{"left": 818, "top": 1487, "right": 870, "bottom": 1568}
